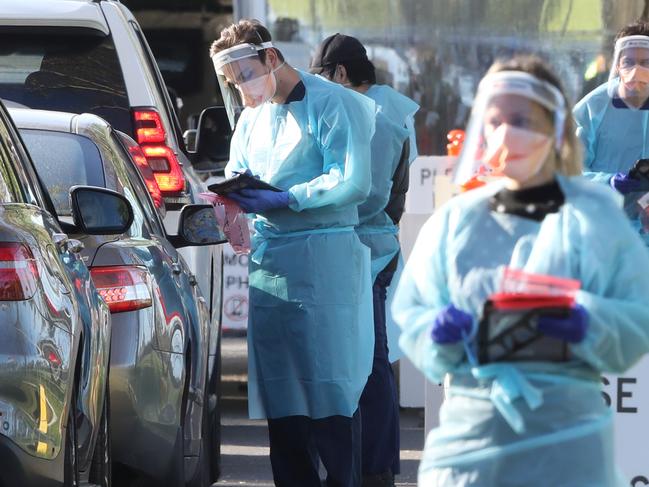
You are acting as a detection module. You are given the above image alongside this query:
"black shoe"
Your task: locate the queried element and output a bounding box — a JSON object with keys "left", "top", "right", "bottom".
{"left": 362, "top": 471, "right": 395, "bottom": 487}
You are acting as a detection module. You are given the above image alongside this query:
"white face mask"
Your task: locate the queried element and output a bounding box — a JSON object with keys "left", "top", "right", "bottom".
{"left": 237, "top": 62, "right": 285, "bottom": 108}
{"left": 483, "top": 124, "right": 553, "bottom": 183}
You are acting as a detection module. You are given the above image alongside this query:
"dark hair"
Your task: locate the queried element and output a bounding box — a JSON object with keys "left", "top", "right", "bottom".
{"left": 487, "top": 54, "right": 582, "bottom": 176}
{"left": 616, "top": 20, "right": 649, "bottom": 40}
{"left": 323, "top": 59, "right": 377, "bottom": 86}
{"left": 209, "top": 19, "right": 284, "bottom": 64}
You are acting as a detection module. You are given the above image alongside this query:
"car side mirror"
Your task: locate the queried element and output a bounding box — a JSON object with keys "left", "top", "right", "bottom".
{"left": 188, "top": 106, "right": 231, "bottom": 174}
{"left": 169, "top": 204, "right": 227, "bottom": 248}
{"left": 69, "top": 186, "right": 134, "bottom": 235}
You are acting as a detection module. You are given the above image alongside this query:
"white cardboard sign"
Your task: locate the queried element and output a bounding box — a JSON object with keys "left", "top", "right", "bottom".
{"left": 221, "top": 245, "right": 249, "bottom": 331}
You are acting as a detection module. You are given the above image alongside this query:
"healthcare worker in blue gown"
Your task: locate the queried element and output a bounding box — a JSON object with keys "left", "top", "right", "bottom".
{"left": 309, "top": 33, "right": 419, "bottom": 487}
{"left": 392, "top": 55, "right": 649, "bottom": 486}
{"left": 574, "top": 21, "right": 649, "bottom": 245}
{"left": 210, "top": 20, "right": 375, "bottom": 487}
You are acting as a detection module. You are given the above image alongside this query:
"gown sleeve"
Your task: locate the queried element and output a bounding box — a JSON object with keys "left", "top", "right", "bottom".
{"left": 288, "top": 91, "right": 375, "bottom": 211}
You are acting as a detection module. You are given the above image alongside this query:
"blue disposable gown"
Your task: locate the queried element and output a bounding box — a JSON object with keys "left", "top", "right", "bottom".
{"left": 226, "top": 71, "right": 375, "bottom": 420}
{"left": 574, "top": 82, "right": 649, "bottom": 245}
{"left": 392, "top": 174, "right": 649, "bottom": 486}
{"left": 359, "top": 85, "right": 419, "bottom": 281}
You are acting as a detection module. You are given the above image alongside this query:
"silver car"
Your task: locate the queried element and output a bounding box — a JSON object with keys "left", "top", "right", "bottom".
{"left": 11, "top": 107, "right": 226, "bottom": 487}
{"left": 0, "top": 100, "right": 133, "bottom": 486}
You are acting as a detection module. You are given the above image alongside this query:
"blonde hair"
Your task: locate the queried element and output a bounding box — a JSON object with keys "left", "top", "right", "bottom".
{"left": 487, "top": 55, "right": 582, "bottom": 176}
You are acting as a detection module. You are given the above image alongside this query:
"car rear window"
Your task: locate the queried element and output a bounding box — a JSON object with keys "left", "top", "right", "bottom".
{"left": 0, "top": 31, "right": 132, "bottom": 134}
{"left": 19, "top": 129, "right": 105, "bottom": 215}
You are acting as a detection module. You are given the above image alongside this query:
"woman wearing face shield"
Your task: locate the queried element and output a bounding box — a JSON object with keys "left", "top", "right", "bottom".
{"left": 574, "top": 21, "right": 649, "bottom": 245}
{"left": 392, "top": 55, "right": 649, "bottom": 486}
{"left": 210, "top": 20, "right": 376, "bottom": 486}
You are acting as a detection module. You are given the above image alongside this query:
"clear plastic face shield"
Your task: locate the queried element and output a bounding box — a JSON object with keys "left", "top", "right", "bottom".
{"left": 211, "top": 41, "right": 278, "bottom": 128}
{"left": 453, "top": 71, "right": 566, "bottom": 186}
{"left": 608, "top": 35, "right": 649, "bottom": 108}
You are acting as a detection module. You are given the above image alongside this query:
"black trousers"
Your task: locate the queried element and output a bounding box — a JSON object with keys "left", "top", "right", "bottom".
{"left": 359, "top": 268, "right": 400, "bottom": 476}
{"left": 267, "top": 410, "right": 361, "bottom": 487}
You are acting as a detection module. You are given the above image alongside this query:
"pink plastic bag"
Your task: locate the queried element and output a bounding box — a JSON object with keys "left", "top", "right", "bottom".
{"left": 200, "top": 192, "right": 250, "bottom": 254}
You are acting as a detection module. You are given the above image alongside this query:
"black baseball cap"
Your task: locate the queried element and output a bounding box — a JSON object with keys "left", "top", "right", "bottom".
{"left": 309, "top": 33, "right": 369, "bottom": 74}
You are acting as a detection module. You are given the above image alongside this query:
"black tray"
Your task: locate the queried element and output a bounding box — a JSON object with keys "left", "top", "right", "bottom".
{"left": 207, "top": 172, "right": 282, "bottom": 194}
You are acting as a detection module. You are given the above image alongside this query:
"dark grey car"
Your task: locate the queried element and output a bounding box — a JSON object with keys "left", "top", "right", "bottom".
{"left": 0, "top": 100, "right": 135, "bottom": 486}
{"left": 11, "top": 108, "right": 226, "bottom": 487}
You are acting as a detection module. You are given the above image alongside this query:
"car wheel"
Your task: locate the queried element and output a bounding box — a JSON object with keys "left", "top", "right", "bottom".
{"left": 63, "top": 390, "right": 79, "bottom": 487}
{"left": 89, "top": 386, "right": 112, "bottom": 486}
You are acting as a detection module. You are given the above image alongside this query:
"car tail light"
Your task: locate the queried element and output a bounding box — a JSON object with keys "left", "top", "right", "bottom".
{"left": 0, "top": 243, "right": 38, "bottom": 301}
{"left": 126, "top": 144, "right": 165, "bottom": 210}
{"left": 90, "top": 266, "right": 152, "bottom": 313}
{"left": 133, "top": 109, "right": 186, "bottom": 196}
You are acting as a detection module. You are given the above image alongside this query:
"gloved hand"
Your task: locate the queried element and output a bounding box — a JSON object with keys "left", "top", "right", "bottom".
{"left": 227, "top": 188, "right": 291, "bottom": 213}
{"left": 537, "top": 304, "right": 588, "bottom": 343}
{"left": 610, "top": 172, "right": 643, "bottom": 194}
{"left": 431, "top": 304, "right": 473, "bottom": 344}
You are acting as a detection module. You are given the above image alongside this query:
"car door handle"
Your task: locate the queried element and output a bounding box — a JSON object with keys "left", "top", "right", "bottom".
{"left": 188, "top": 274, "right": 197, "bottom": 286}
{"left": 171, "top": 262, "right": 182, "bottom": 275}
{"left": 52, "top": 233, "right": 84, "bottom": 254}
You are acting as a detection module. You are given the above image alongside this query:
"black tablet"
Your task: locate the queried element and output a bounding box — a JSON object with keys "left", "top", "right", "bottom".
{"left": 207, "top": 172, "right": 282, "bottom": 194}
{"left": 477, "top": 301, "right": 571, "bottom": 364}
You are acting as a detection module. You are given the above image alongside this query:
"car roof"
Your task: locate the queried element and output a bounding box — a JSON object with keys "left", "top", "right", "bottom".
{"left": 0, "top": 0, "right": 109, "bottom": 35}
{"left": 8, "top": 107, "right": 112, "bottom": 140}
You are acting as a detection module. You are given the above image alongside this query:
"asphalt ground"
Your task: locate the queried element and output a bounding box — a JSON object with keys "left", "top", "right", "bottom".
{"left": 215, "top": 335, "right": 424, "bottom": 487}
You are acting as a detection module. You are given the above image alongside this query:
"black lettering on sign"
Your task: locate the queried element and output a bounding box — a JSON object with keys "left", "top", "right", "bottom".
{"left": 420, "top": 168, "right": 432, "bottom": 185}
{"left": 224, "top": 253, "right": 239, "bottom": 266}
{"left": 601, "top": 376, "right": 611, "bottom": 407}
{"left": 601, "top": 377, "right": 638, "bottom": 413}
{"left": 631, "top": 476, "right": 649, "bottom": 486}
{"left": 618, "top": 378, "right": 638, "bottom": 413}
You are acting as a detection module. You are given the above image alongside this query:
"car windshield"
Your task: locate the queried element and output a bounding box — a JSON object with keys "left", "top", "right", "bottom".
{"left": 20, "top": 129, "right": 104, "bottom": 215}
{"left": 0, "top": 31, "right": 132, "bottom": 134}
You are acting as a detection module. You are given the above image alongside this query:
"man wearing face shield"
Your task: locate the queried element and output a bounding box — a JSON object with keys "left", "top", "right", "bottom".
{"left": 210, "top": 20, "right": 376, "bottom": 486}
{"left": 309, "top": 34, "right": 419, "bottom": 487}
{"left": 574, "top": 21, "right": 649, "bottom": 245}
{"left": 392, "top": 55, "right": 649, "bottom": 486}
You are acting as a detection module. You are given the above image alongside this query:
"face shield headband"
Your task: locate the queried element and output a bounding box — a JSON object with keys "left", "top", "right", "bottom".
{"left": 211, "top": 41, "right": 275, "bottom": 128}
{"left": 453, "top": 71, "right": 566, "bottom": 186}
{"left": 212, "top": 41, "right": 275, "bottom": 75}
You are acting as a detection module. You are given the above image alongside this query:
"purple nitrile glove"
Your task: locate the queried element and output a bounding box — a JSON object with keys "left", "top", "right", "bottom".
{"left": 537, "top": 304, "right": 589, "bottom": 344}
{"left": 227, "top": 188, "right": 291, "bottom": 214}
{"left": 610, "top": 172, "right": 643, "bottom": 194}
{"left": 431, "top": 304, "right": 473, "bottom": 344}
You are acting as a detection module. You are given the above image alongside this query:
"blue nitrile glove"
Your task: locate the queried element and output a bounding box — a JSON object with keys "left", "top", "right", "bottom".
{"left": 537, "top": 304, "right": 588, "bottom": 343}
{"left": 610, "top": 172, "right": 643, "bottom": 194}
{"left": 431, "top": 304, "right": 473, "bottom": 344}
{"left": 227, "top": 188, "right": 291, "bottom": 213}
